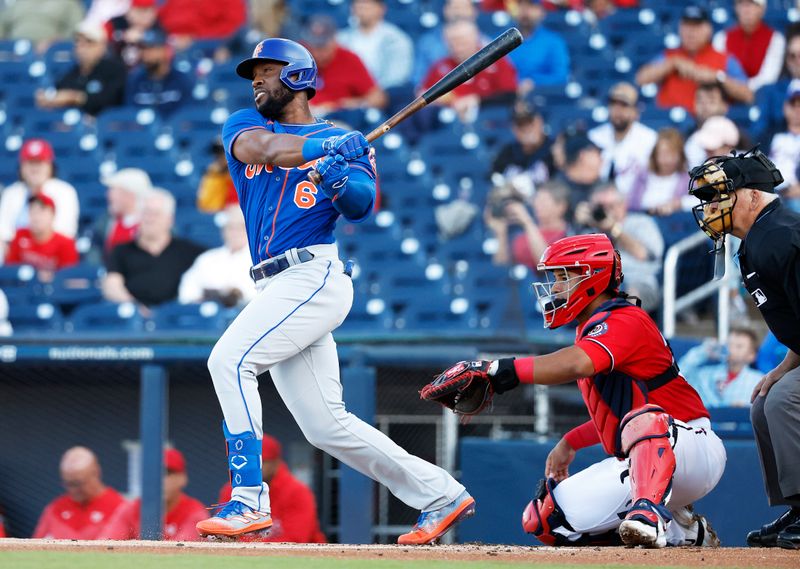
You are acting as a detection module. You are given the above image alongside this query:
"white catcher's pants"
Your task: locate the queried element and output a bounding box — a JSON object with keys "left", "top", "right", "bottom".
{"left": 552, "top": 417, "right": 727, "bottom": 545}
{"left": 208, "top": 244, "right": 465, "bottom": 513}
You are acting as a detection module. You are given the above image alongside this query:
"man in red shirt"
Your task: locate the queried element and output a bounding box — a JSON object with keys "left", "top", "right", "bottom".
{"left": 436, "top": 234, "right": 727, "bottom": 548}
{"left": 99, "top": 448, "right": 207, "bottom": 541}
{"left": 5, "top": 194, "right": 78, "bottom": 282}
{"left": 218, "top": 435, "right": 326, "bottom": 543}
{"left": 421, "top": 19, "right": 517, "bottom": 122}
{"left": 299, "top": 15, "right": 387, "bottom": 115}
{"left": 33, "top": 446, "right": 125, "bottom": 539}
{"left": 636, "top": 5, "right": 752, "bottom": 114}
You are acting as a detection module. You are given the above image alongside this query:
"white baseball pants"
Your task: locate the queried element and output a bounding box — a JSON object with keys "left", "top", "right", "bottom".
{"left": 208, "top": 244, "right": 465, "bottom": 514}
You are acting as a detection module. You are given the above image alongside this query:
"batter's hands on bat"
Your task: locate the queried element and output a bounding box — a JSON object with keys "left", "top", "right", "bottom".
{"left": 545, "top": 438, "right": 576, "bottom": 483}
{"left": 316, "top": 154, "right": 350, "bottom": 199}
{"left": 322, "top": 131, "right": 370, "bottom": 160}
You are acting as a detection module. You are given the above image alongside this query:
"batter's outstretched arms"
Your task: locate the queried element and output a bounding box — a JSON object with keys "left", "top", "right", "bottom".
{"left": 232, "top": 127, "right": 369, "bottom": 168}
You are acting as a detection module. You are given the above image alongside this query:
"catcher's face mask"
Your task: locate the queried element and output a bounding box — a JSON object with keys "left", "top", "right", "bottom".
{"left": 688, "top": 160, "right": 737, "bottom": 245}
{"left": 533, "top": 266, "right": 593, "bottom": 329}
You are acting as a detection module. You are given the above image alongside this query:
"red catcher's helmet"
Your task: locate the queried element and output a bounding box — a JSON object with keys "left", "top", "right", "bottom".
{"left": 533, "top": 234, "right": 623, "bottom": 329}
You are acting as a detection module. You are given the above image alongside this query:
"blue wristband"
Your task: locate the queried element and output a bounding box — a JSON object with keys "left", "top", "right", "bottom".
{"left": 302, "top": 138, "right": 326, "bottom": 161}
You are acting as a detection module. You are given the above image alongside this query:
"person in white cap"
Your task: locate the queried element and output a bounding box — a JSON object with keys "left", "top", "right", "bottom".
{"left": 0, "top": 139, "right": 79, "bottom": 261}
{"left": 694, "top": 116, "right": 741, "bottom": 162}
{"left": 35, "top": 19, "right": 126, "bottom": 116}
{"left": 712, "top": 0, "right": 785, "bottom": 92}
{"left": 85, "top": 167, "right": 153, "bottom": 264}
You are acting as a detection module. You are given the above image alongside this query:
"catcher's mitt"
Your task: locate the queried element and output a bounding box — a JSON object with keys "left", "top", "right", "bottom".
{"left": 420, "top": 360, "right": 494, "bottom": 419}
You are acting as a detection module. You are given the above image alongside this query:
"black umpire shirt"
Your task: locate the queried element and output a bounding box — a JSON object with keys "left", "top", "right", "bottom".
{"left": 738, "top": 199, "right": 800, "bottom": 354}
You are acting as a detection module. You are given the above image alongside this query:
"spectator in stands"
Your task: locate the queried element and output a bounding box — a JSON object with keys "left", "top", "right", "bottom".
{"left": 214, "top": 0, "right": 297, "bottom": 64}
{"left": 679, "top": 326, "right": 764, "bottom": 408}
{"left": 0, "top": 0, "right": 84, "bottom": 52}
{"left": 413, "top": 0, "right": 480, "bottom": 87}
{"left": 85, "top": 0, "right": 129, "bottom": 27}
{"left": 0, "top": 139, "right": 79, "bottom": 260}
{"left": 635, "top": 5, "right": 752, "bottom": 114}
{"left": 485, "top": 180, "right": 571, "bottom": 270}
{"left": 574, "top": 182, "right": 664, "bottom": 311}
{"left": 695, "top": 115, "right": 741, "bottom": 161}
{"left": 337, "top": 0, "right": 413, "bottom": 90}
{"left": 102, "top": 188, "right": 204, "bottom": 308}
{"left": 159, "top": 0, "right": 247, "bottom": 52}
{"left": 0, "top": 289, "right": 12, "bottom": 336}
{"left": 33, "top": 446, "right": 125, "bottom": 540}
{"left": 490, "top": 102, "right": 553, "bottom": 191}
{"left": 106, "top": 0, "right": 163, "bottom": 68}
{"left": 218, "top": 435, "right": 326, "bottom": 543}
{"left": 421, "top": 19, "right": 517, "bottom": 123}
{"left": 125, "top": 27, "right": 193, "bottom": 116}
{"left": 684, "top": 83, "right": 731, "bottom": 168}
{"left": 588, "top": 82, "right": 657, "bottom": 199}
{"left": 628, "top": 127, "right": 691, "bottom": 216}
{"left": 35, "top": 20, "right": 126, "bottom": 117}
{"left": 553, "top": 131, "right": 603, "bottom": 208}
{"left": 178, "top": 206, "right": 254, "bottom": 307}
{"left": 5, "top": 195, "right": 79, "bottom": 282}
{"left": 768, "top": 80, "right": 800, "bottom": 210}
{"left": 196, "top": 138, "right": 238, "bottom": 213}
{"left": 300, "top": 15, "right": 387, "bottom": 114}
{"left": 508, "top": 0, "right": 570, "bottom": 94}
{"left": 100, "top": 448, "right": 207, "bottom": 541}
{"left": 754, "top": 31, "right": 800, "bottom": 143}
{"left": 85, "top": 168, "right": 153, "bottom": 265}
{"left": 713, "top": 0, "right": 785, "bottom": 92}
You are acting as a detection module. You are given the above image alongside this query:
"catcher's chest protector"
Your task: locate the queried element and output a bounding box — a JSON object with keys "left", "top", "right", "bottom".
{"left": 576, "top": 301, "right": 678, "bottom": 457}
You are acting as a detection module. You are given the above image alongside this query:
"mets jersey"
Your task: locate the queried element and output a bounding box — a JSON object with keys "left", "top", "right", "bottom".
{"left": 222, "top": 108, "right": 376, "bottom": 265}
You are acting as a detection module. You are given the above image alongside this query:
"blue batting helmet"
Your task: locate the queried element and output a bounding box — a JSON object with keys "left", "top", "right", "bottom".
{"left": 236, "top": 38, "right": 317, "bottom": 99}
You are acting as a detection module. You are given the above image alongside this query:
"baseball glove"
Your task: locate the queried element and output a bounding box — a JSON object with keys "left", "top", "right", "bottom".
{"left": 420, "top": 360, "right": 495, "bottom": 419}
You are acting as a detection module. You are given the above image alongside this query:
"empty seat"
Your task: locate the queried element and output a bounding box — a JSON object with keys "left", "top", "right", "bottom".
{"left": 8, "top": 301, "right": 62, "bottom": 334}
{"left": 67, "top": 301, "right": 145, "bottom": 332}
{"left": 46, "top": 264, "right": 105, "bottom": 309}
{"left": 151, "top": 301, "right": 227, "bottom": 331}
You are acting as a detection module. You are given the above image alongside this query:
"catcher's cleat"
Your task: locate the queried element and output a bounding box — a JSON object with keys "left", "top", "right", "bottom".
{"left": 619, "top": 499, "right": 668, "bottom": 548}
{"left": 397, "top": 490, "right": 475, "bottom": 545}
{"left": 671, "top": 504, "right": 720, "bottom": 547}
{"left": 196, "top": 500, "right": 273, "bottom": 538}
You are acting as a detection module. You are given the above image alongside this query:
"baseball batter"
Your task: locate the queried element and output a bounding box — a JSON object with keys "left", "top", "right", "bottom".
{"left": 195, "top": 38, "right": 474, "bottom": 544}
{"left": 426, "top": 234, "right": 727, "bottom": 547}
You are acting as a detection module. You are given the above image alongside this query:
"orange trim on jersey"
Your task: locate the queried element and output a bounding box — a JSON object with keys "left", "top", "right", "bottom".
{"left": 301, "top": 124, "right": 336, "bottom": 138}
{"left": 264, "top": 174, "right": 291, "bottom": 258}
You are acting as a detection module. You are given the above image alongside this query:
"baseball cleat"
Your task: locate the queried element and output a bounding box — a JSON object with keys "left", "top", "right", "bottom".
{"left": 671, "top": 504, "right": 720, "bottom": 547}
{"left": 397, "top": 490, "right": 476, "bottom": 545}
{"left": 619, "top": 499, "right": 667, "bottom": 548}
{"left": 196, "top": 500, "right": 273, "bottom": 538}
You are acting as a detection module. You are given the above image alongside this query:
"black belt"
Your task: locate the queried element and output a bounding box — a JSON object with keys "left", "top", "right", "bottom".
{"left": 250, "top": 249, "right": 315, "bottom": 282}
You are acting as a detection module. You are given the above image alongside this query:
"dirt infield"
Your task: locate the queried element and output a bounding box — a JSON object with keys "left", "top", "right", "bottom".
{"left": 0, "top": 538, "right": 797, "bottom": 568}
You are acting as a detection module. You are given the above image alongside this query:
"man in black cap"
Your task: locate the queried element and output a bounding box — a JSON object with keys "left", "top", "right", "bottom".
{"left": 688, "top": 149, "right": 800, "bottom": 550}
{"left": 125, "top": 28, "right": 192, "bottom": 115}
{"left": 636, "top": 4, "right": 752, "bottom": 114}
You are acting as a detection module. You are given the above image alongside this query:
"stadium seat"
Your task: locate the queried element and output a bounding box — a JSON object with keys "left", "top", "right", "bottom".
{"left": 8, "top": 301, "right": 63, "bottom": 334}
{"left": 67, "top": 301, "right": 145, "bottom": 332}
{"left": 45, "top": 264, "right": 105, "bottom": 310}
{"left": 150, "top": 301, "right": 227, "bottom": 332}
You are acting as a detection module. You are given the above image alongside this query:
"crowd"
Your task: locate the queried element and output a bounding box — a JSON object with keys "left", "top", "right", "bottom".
{"left": 14, "top": 438, "right": 324, "bottom": 541}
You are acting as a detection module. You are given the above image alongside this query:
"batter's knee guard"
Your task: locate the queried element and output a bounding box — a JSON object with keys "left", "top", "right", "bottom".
{"left": 223, "top": 421, "right": 262, "bottom": 489}
{"left": 521, "top": 478, "right": 574, "bottom": 546}
{"left": 620, "top": 404, "right": 676, "bottom": 516}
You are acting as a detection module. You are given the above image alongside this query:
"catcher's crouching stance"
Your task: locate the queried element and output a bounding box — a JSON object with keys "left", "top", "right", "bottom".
{"left": 422, "top": 234, "right": 727, "bottom": 548}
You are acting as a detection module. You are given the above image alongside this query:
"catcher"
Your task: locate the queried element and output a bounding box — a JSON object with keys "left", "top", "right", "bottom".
{"left": 422, "top": 234, "right": 726, "bottom": 547}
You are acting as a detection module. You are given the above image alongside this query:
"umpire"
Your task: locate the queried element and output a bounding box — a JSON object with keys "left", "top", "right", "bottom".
{"left": 688, "top": 148, "right": 800, "bottom": 550}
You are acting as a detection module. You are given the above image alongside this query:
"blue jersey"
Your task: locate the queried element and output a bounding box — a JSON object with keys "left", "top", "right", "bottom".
{"left": 222, "top": 108, "right": 376, "bottom": 264}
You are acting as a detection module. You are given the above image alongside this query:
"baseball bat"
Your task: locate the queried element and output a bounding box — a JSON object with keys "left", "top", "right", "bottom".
{"left": 308, "top": 27, "right": 523, "bottom": 185}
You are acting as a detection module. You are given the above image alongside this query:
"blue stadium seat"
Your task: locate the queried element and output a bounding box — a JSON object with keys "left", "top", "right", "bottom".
{"left": 8, "top": 301, "right": 63, "bottom": 334}
{"left": 151, "top": 300, "right": 227, "bottom": 331}
{"left": 67, "top": 301, "right": 145, "bottom": 332}
{"left": 43, "top": 40, "right": 75, "bottom": 79}
{"left": 336, "top": 293, "right": 394, "bottom": 335}
{"left": 0, "top": 264, "right": 39, "bottom": 290}
{"left": 46, "top": 264, "right": 105, "bottom": 310}
{"left": 94, "top": 106, "right": 162, "bottom": 137}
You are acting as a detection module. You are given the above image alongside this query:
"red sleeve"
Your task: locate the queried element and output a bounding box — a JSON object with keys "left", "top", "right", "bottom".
{"left": 32, "top": 504, "right": 53, "bottom": 538}
{"left": 513, "top": 357, "right": 535, "bottom": 384}
{"left": 564, "top": 420, "right": 601, "bottom": 450}
{"left": 421, "top": 62, "right": 446, "bottom": 92}
{"left": 264, "top": 487, "right": 320, "bottom": 543}
{"left": 575, "top": 311, "right": 642, "bottom": 375}
{"left": 98, "top": 500, "right": 137, "bottom": 540}
{"left": 173, "top": 500, "right": 208, "bottom": 542}
{"left": 5, "top": 236, "right": 21, "bottom": 264}
{"left": 495, "top": 58, "right": 518, "bottom": 94}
